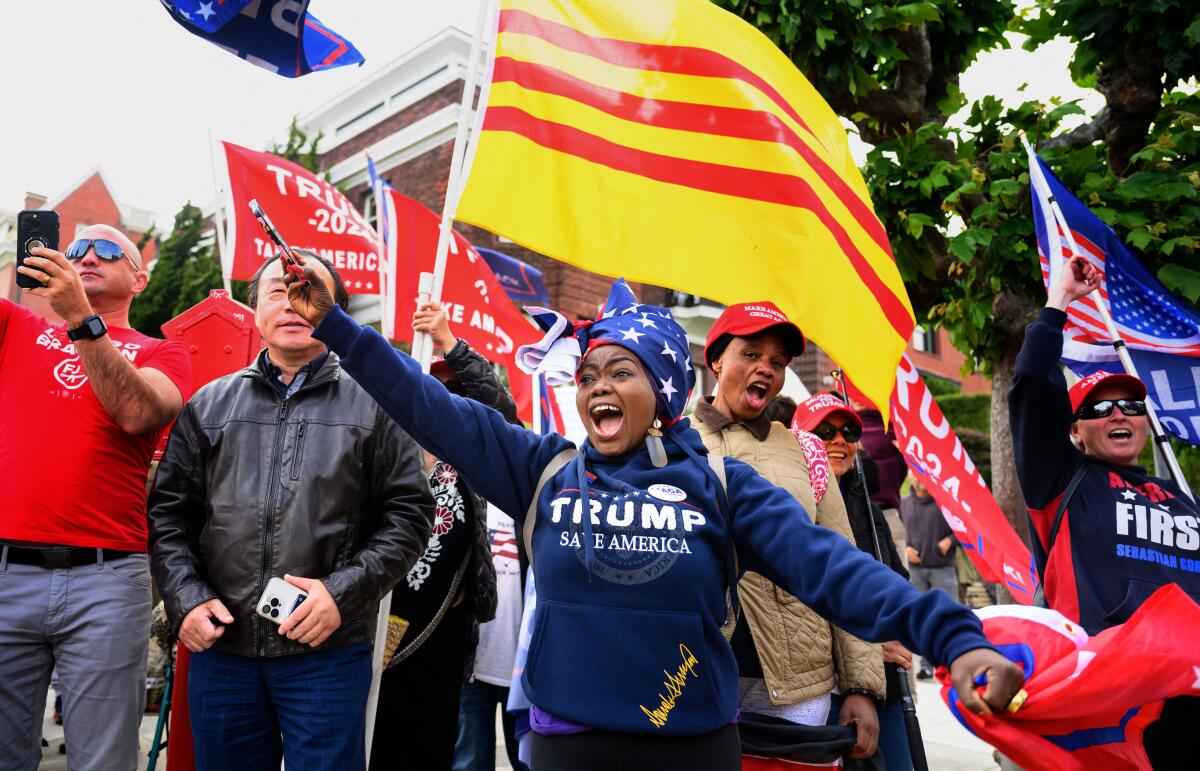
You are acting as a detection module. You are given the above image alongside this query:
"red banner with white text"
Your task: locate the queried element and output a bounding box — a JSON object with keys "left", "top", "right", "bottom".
{"left": 380, "top": 189, "right": 544, "bottom": 423}
{"left": 222, "top": 141, "right": 380, "bottom": 292}
{"left": 889, "top": 355, "right": 1040, "bottom": 603}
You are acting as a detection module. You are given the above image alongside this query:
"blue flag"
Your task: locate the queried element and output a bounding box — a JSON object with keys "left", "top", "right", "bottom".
{"left": 477, "top": 247, "right": 551, "bottom": 307}
{"left": 160, "top": 0, "right": 363, "bottom": 77}
{"left": 1028, "top": 146, "right": 1200, "bottom": 445}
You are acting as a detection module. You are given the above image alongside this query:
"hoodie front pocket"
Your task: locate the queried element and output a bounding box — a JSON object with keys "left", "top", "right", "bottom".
{"left": 523, "top": 599, "right": 726, "bottom": 735}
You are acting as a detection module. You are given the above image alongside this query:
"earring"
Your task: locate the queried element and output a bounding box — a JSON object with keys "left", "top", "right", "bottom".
{"left": 646, "top": 418, "right": 668, "bottom": 468}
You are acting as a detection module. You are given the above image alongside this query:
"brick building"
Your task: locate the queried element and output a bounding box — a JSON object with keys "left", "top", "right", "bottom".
{"left": 295, "top": 27, "right": 986, "bottom": 400}
{"left": 2, "top": 167, "right": 158, "bottom": 322}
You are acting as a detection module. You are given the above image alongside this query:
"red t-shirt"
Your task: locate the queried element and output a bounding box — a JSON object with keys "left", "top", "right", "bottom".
{"left": 0, "top": 300, "right": 193, "bottom": 551}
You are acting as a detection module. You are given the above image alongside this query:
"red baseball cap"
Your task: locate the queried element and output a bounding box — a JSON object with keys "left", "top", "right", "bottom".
{"left": 704, "top": 301, "right": 805, "bottom": 368}
{"left": 791, "top": 393, "right": 863, "bottom": 433}
{"left": 1068, "top": 370, "right": 1146, "bottom": 415}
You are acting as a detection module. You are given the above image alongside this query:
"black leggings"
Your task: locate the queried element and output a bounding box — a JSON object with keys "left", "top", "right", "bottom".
{"left": 530, "top": 723, "right": 740, "bottom": 771}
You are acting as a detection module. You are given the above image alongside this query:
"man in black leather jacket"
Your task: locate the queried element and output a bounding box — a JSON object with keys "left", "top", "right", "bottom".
{"left": 148, "top": 253, "right": 434, "bottom": 771}
{"left": 371, "top": 300, "right": 518, "bottom": 770}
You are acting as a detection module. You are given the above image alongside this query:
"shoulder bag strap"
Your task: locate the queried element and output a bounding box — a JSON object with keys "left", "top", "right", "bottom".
{"left": 1033, "top": 462, "right": 1088, "bottom": 608}
{"left": 522, "top": 448, "right": 579, "bottom": 568}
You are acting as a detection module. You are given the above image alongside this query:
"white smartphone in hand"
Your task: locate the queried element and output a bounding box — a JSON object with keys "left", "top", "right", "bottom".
{"left": 256, "top": 577, "right": 308, "bottom": 625}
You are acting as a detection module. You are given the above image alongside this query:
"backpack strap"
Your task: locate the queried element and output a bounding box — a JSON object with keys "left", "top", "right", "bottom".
{"left": 707, "top": 454, "right": 743, "bottom": 639}
{"left": 522, "top": 448, "right": 579, "bottom": 568}
{"left": 1033, "top": 462, "right": 1088, "bottom": 608}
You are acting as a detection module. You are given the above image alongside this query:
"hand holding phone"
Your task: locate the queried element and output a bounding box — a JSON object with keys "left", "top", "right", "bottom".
{"left": 256, "top": 576, "right": 308, "bottom": 625}
{"left": 16, "top": 210, "right": 60, "bottom": 289}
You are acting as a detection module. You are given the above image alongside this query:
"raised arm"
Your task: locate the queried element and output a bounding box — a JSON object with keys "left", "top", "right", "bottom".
{"left": 1008, "top": 255, "right": 1095, "bottom": 512}
{"left": 288, "top": 261, "right": 571, "bottom": 519}
{"left": 726, "top": 460, "right": 1021, "bottom": 714}
{"left": 19, "top": 247, "right": 185, "bottom": 435}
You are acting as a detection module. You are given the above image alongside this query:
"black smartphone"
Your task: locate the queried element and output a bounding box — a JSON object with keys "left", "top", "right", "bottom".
{"left": 16, "top": 210, "right": 60, "bottom": 290}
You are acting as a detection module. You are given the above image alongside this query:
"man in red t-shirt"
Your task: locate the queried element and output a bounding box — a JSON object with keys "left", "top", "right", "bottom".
{"left": 0, "top": 224, "right": 192, "bottom": 770}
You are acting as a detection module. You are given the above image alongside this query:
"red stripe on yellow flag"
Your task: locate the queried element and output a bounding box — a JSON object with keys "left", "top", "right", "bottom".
{"left": 456, "top": 0, "right": 916, "bottom": 416}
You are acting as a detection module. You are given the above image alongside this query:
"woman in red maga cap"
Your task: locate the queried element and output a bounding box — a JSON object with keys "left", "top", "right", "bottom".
{"left": 693, "top": 302, "right": 886, "bottom": 769}
{"left": 793, "top": 394, "right": 915, "bottom": 771}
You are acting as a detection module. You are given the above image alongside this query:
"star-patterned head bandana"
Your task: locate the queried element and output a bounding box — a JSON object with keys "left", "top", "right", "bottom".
{"left": 517, "top": 279, "right": 695, "bottom": 425}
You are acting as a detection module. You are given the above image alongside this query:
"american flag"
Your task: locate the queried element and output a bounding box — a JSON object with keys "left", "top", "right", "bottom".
{"left": 490, "top": 526, "right": 520, "bottom": 563}
{"left": 1028, "top": 147, "right": 1200, "bottom": 360}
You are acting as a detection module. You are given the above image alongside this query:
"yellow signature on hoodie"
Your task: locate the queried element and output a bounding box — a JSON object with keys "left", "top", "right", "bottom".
{"left": 640, "top": 644, "right": 701, "bottom": 728}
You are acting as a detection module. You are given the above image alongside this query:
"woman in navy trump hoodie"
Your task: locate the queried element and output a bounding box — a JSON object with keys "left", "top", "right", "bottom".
{"left": 285, "top": 265, "right": 1021, "bottom": 770}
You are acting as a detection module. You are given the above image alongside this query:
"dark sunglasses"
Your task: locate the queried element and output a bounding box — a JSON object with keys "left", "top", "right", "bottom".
{"left": 812, "top": 421, "right": 863, "bottom": 443}
{"left": 65, "top": 239, "right": 140, "bottom": 273}
{"left": 1074, "top": 398, "right": 1147, "bottom": 421}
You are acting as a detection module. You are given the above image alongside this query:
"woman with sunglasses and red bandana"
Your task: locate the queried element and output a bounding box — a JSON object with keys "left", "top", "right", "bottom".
{"left": 1010, "top": 254, "right": 1200, "bottom": 769}
{"left": 694, "top": 302, "right": 888, "bottom": 769}
{"left": 283, "top": 263, "right": 1022, "bottom": 771}
{"left": 793, "top": 393, "right": 915, "bottom": 771}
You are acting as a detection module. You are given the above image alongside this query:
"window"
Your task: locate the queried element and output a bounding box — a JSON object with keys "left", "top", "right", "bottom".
{"left": 913, "top": 324, "right": 939, "bottom": 354}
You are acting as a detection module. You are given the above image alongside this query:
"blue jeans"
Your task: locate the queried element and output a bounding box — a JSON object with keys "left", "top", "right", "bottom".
{"left": 453, "top": 679, "right": 528, "bottom": 771}
{"left": 189, "top": 643, "right": 372, "bottom": 771}
{"left": 828, "top": 692, "right": 913, "bottom": 771}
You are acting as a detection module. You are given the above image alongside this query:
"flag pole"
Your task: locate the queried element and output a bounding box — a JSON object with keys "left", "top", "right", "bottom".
{"left": 1023, "top": 136, "right": 1194, "bottom": 501}
{"left": 420, "top": 0, "right": 493, "bottom": 370}
{"left": 207, "top": 131, "right": 233, "bottom": 294}
{"left": 532, "top": 373, "right": 542, "bottom": 433}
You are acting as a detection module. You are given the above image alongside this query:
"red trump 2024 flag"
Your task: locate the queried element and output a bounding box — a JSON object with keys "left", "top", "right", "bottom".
{"left": 222, "top": 141, "right": 380, "bottom": 293}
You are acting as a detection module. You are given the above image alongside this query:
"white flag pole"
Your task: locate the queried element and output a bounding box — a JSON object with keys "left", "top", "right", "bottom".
{"left": 532, "top": 373, "right": 542, "bottom": 434}
{"left": 421, "top": 0, "right": 494, "bottom": 371}
{"left": 207, "top": 131, "right": 233, "bottom": 294}
{"left": 1024, "top": 137, "right": 1194, "bottom": 501}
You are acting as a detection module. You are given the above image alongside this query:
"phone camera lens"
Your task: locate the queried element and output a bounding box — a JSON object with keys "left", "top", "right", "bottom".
{"left": 269, "top": 598, "right": 280, "bottom": 607}
{"left": 270, "top": 609, "right": 280, "bottom": 618}
{"left": 261, "top": 604, "right": 272, "bottom": 614}
{"left": 21, "top": 215, "right": 37, "bottom": 229}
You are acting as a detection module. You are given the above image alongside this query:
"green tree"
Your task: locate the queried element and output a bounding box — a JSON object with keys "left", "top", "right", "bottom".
{"left": 130, "top": 202, "right": 218, "bottom": 336}
{"left": 714, "top": 0, "right": 1200, "bottom": 534}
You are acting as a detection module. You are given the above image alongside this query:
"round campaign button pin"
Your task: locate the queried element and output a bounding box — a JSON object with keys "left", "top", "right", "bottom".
{"left": 648, "top": 483, "right": 687, "bottom": 502}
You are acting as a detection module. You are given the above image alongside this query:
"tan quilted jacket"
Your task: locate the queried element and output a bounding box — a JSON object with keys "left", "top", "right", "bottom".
{"left": 694, "top": 402, "right": 885, "bottom": 705}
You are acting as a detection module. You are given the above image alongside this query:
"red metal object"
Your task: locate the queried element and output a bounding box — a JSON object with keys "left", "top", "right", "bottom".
{"left": 158, "top": 289, "right": 262, "bottom": 770}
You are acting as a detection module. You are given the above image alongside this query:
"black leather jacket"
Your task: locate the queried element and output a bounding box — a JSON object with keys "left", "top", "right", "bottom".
{"left": 148, "top": 352, "right": 434, "bottom": 657}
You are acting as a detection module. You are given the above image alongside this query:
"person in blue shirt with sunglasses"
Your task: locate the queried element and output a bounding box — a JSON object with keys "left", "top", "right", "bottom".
{"left": 284, "top": 259, "right": 1023, "bottom": 771}
{"left": 1010, "top": 253, "right": 1200, "bottom": 770}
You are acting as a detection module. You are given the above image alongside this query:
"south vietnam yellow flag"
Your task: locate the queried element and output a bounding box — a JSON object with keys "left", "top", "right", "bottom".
{"left": 456, "top": 0, "right": 916, "bottom": 415}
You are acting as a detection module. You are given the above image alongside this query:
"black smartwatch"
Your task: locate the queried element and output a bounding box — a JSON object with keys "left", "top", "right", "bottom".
{"left": 68, "top": 314, "right": 108, "bottom": 341}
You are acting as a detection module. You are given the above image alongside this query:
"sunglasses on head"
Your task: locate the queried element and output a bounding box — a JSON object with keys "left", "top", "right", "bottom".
{"left": 65, "top": 239, "right": 140, "bottom": 273}
{"left": 812, "top": 421, "right": 863, "bottom": 443}
{"left": 1074, "top": 398, "right": 1147, "bottom": 421}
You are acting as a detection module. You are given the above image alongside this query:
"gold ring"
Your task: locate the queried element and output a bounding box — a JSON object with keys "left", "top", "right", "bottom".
{"left": 1006, "top": 688, "right": 1028, "bottom": 713}
{"left": 40, "top": 274, "right": 51, "bottom": 286}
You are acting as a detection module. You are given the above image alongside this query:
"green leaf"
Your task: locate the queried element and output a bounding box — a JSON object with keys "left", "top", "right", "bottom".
{"left": 1159, "top": 264, "right": 1200, "bottom": 303}
{"left": 1126, "top": 229, "right": 1155, "bottom": 250}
